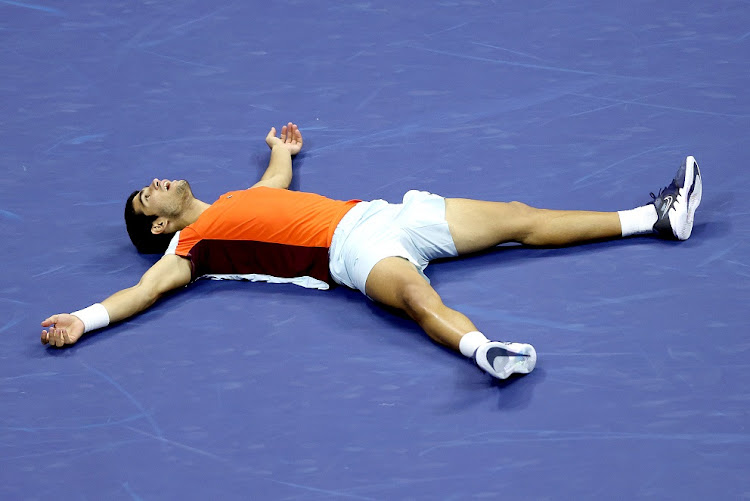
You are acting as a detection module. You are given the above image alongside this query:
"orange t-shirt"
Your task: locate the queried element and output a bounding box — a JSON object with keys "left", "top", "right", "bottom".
{"left": 166, "top": 187, "right": 359, "bottom": 289}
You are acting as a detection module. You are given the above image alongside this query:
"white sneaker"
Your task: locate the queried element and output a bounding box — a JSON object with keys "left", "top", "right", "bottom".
{"left": 474, "top": 341, "right": 537, "bottom": 380}
{"left": 651, "top": 155, "right": 702, "bottom": 240}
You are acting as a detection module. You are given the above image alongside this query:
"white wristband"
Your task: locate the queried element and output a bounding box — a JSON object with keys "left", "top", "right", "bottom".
{"left": 71, "top": 303, "right": 110, "bottom": 333}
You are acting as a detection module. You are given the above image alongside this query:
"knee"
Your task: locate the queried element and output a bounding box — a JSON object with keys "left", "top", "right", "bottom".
{"left": 399, "top": 283, "right": 442, "bottom": 323}
{"left": 508, "top": 201, "right": 544, "bottom": 242}
{"left": 508, "top": 200, "right": 537, "bottom": 217}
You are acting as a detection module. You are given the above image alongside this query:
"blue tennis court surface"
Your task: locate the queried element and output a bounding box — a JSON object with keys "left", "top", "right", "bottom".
{"left": 2, "top": 1, "right": 749, "bottom": 499}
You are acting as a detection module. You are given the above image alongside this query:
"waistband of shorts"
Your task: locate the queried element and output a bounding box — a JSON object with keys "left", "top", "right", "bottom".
{"left": 336, "top": 201, "right": 370, "bottom": 232}
{"left": 331, "top": 199, "right": 388, "bottom": 241}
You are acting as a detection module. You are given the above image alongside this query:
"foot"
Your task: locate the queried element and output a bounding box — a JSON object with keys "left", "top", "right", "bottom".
{"left": 474, "top": 341, "right": 537, "bottom": 380}
{"left": 651, "top": 156, "right": 702, "bottom": 240}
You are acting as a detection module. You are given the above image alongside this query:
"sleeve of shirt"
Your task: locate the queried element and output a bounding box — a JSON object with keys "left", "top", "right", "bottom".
{"left": 164, "top": 231, "right": 181, "bottom": 255}
{"left": 164, "top": 227, "right": 201, "bottom": 258}
{"left": 163, "top": 228, "right": 201, "bottom": 280}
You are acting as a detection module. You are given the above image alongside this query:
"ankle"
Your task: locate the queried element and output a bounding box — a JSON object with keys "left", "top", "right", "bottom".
{"left": 459, "top": 331, "right": 489, "bottom": 358}
{"left": 618, "top": 205, "right": 658, "bottom": 237}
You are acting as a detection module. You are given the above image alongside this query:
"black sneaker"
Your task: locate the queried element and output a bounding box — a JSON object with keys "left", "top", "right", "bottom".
{"left": 651, "top": 155, "right": 702, "bottom": 240}
{"left": 474, "top": 342, "right": 537, "bottom": 380}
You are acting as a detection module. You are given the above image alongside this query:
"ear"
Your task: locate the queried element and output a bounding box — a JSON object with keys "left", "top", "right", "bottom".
{"left": 150, "top": 217, "right": 169, "bottom": 235}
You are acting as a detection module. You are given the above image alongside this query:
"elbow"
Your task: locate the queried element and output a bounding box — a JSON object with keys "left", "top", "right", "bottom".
{"left": 277, "top": 176, "right": 292, "bottom": 190}
{"left": 261, "top": 173, "right": 292, "bottom": 190}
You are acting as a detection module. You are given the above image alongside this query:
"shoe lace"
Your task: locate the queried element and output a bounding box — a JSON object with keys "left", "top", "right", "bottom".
{"left": 649, "top": 180, "right": 677, "bottom": 202}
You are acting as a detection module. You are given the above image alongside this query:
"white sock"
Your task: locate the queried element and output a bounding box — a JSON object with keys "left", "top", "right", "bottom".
{"left": 617, "top": 205, "right": 658, "bottom": 237}
{"left": 459, "top": 331, "right": 490, "bottom": 358}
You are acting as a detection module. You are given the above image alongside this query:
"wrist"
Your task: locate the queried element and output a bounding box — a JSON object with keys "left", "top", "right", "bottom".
{"left": 71, "top": 303, "right": 110, "bottom": 333}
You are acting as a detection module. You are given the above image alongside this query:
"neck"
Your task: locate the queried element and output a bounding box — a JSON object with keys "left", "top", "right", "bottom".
{"left": 176, "top": 198, "right": 210, "bottom": 229}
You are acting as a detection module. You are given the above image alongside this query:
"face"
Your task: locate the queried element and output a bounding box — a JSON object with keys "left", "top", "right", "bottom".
{"left": 133, "top": 178, "right": 193, "bottom": 218}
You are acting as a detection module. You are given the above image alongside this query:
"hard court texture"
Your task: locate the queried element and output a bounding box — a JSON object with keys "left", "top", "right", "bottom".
{"left": 2, "top": 1, "right": 749, "bottom": 499}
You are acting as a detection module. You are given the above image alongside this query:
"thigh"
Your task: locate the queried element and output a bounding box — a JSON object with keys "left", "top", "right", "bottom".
{"left": 365, "top": 256, "right": 439, "bottom": 310}
{"left": 445, "top": 198, "right": 537, "bottom": 254}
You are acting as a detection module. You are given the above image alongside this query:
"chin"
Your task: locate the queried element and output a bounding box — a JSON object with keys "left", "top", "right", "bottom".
{"left": 177, "top": 180, "right": 193, "bottom": 196}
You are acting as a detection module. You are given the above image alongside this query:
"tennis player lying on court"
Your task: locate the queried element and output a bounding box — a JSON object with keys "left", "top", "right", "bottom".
{"left": 40, "top": 122, "right": 703, "bottom": 380}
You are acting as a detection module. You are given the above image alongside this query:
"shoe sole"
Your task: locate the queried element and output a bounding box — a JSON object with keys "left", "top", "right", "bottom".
{"left": 686, "top": 156, "right": 702, "bottom": 235}
{"left": 670, "top": 155, "right": 702, "bottom": 240}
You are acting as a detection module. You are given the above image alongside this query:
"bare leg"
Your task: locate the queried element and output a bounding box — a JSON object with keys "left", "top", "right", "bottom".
{"left": 362, "top": 200, "right": 622, "bottom": 348}
{"left": 365, "top": 257, "right": 474, "bottom": 351}
{"left": 445, "top": 198, "right": 622, "bottom": 254}
{"left": 364, "top": 256, "right": 538, "bottom": 379}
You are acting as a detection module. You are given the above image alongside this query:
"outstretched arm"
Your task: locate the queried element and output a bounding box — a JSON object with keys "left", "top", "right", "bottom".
{"left": 252, "top": 122, "right": 303, "bottom": 190}
{"left": 41, "top": 254, "right": 192, "bottom": 347}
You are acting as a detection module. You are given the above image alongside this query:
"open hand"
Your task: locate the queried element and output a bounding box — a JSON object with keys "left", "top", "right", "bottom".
{"left": 265, "top": 122, "right": 303, "bottom": 155}
{"left": 41, "top": 314, "right": 84, "bottom": 348}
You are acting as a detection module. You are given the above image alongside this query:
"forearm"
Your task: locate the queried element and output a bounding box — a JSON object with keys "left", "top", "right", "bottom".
{"left": 258, "top": 145, "right": 293, "bottom": 188}
{"left": 100, "top": 284, "right": 160, "bottom": 324}
{"left": 43, "top": 284, "right": 160, "bottom": 346}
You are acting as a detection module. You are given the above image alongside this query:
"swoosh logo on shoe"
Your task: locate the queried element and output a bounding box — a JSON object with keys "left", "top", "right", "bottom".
{"left": 661, "top": 195, "right": 673, "bottom": 217}
{"left": 486, "top": 346, "right": 529, "bottom": 360}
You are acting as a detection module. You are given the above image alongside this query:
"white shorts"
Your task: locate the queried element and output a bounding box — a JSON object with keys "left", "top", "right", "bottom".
{"left": 329, "top": 190, "right": 459, "bottom": 295}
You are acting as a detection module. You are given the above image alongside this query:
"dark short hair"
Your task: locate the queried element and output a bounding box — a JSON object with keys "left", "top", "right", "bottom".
{"left": 124, "top": 190, "right": 174, "bottom": 254}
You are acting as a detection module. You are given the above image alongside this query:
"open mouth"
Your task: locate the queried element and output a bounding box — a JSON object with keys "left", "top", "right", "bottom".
{"left": 153, "top": 178, "right": 177, "bottom": 192}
